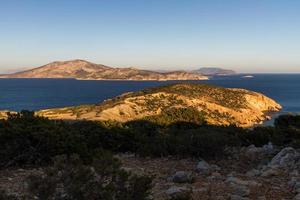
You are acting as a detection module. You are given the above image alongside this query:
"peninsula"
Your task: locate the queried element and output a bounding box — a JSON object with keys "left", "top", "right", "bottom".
{"left": 37, "top": 83, "right": 281, "bottom": 127}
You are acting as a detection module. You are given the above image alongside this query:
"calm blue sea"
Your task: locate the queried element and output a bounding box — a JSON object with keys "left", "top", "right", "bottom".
{"left": 0, "top": 75, "right": 299, "bottom": 120}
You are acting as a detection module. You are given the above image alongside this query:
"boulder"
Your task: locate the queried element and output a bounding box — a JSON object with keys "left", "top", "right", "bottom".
{"left": 232, "top": 185, "right": 250, "bottom": 197}
{"left": 262, "top": 142, "right": 274, "bottom": 153}
{"left": 244, "top": 145, "right": 265, "bottom": 159}
{"left": 294, "top": 194, "right": 300, "bottom": 200}
{"left": 170, "top": 171, "right": 195, "bottom": 183}
{"left": 246, "top": 169, "right": 261, "bottom": 177}
{"left": 196, "top": 160, "right": 210, "bottom": 174}
{"left": 269, "top": 147, "right": 300, "bottom": 169}
{"left": 226, "top": 176, "right": 261, "bottom": 187}
{"left": 165, "top": 186, "right": 192, "bottom": 200}
{"left": 261, "top": 168, "right": 281, "bottom": 177}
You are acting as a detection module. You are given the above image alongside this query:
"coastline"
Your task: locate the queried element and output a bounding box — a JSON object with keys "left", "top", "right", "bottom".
{"left": 0, "top": 77, "right": 209, "bottom": 81}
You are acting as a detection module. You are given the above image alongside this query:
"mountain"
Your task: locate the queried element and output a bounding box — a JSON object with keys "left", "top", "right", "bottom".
{"left": 0, "top": 60, "right": 208, "bottom": 81}
{"left": 193, "top": 67, "right": 236, "bottom": 76}
{"left": 37, "top": 83, "right": 281, "bottom": 127}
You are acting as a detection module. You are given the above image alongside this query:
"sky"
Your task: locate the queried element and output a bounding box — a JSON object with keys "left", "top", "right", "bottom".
{"left": 0, "top": 0, "right": 300, "bottom": 73}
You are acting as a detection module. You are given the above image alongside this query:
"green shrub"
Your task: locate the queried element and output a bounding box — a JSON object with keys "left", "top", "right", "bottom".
{"left": 143, "top": 107, "right": 206, "bottom": 126}
{"left": 27, "top": 152, "right": 152, "bottom": 200}
{"left": 2, "top": 110, "right": 300, "bottom": 168}
{"left": 275, "top": 114, "right": 300, "bottom": 129}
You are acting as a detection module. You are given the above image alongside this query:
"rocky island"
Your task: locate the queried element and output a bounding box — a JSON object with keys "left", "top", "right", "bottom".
{"left": 37, "top": 83, "right": 281, "bottom": 127}
{"left": 0, "top": 59, "right": 208, "bottom": 81}
{"left": 193, "top": 67, "right": 236, "bottom": 76}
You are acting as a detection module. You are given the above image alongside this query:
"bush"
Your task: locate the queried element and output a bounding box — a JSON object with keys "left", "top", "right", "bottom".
{"left": 275, "top": 114, "right": 300, "bottom": 129}
{"left": 239, "top": 127, "right": 274, "bottom": 147}
{"left": 143, "top": 107, "right": 206, "bottom": 126}
{"left": 3, "top": 111, "right": 300, "bottom": 168}
{"left": 27, "top": 152, "right": 152, "bottom": 200}
{"left": 0, "top": 111, "right": 93, "bottom": 167}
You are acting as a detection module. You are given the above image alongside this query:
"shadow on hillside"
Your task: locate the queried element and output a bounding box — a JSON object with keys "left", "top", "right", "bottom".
{"left": 1, "top": 110, "right": 300, "bottom": 169}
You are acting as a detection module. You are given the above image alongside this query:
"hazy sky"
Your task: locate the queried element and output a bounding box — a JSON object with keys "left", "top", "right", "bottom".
{"left": 1, "top": 0, "right": 300, "bottom": 73}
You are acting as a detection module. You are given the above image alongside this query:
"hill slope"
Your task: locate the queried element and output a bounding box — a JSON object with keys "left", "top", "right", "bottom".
{"left": 0, "top": 60, "right": 208, "bottom": 81}
{"left": 37, "top": 83, "right": 281, "bottom": 127}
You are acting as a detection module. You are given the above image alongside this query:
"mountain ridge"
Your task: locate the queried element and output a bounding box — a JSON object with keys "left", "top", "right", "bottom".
{"left": 0, "top": 60, "right": 208, "bottom": 81}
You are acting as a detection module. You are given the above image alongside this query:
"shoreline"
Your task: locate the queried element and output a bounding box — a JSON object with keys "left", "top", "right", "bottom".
{"left": 0, "top": 77, "right": 209, "bottom": 81}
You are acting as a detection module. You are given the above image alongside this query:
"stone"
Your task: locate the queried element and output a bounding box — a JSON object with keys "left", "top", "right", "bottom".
{"left": 165, "top": 186, "right": 192, "bottom": 200}
{"left": 196, "top": 159, "right": 211, "bottom": 174}
{"left": 294, "top": 194, "right": 300, "bottom": 200}
{"left": 246, "top": 169, "right": 261, "bottom": 177}
{"left": 210, "top": 164, "right": 221, "bottom": 172}
{"left": 269, "top": 147, "right": 300, "bottom": 169}
{"left": 290, "top": 170, "right": 299, "bottom": 177}
{"left": 192, "top": 188, "right": 208, "bottom": 193}
{"left": 245, "top": 145, "right": 264, "bottom": 156}
{"left": 232, "top": 185, "right": 250, "bottom": 197}
{"left": 262, "top": 142, "right": 274, "bottom": 153}
{"left": 288, "top": 177, "right": 298, "bottom": 188}
{"left": 208, "top": 172, "right": 223, "bottom": 181}
{"left": 261, "top": 168, "right": 281, "bottom": 177}
{"left": 170, "top": 171, "right": 195, "bottom": 183}
{"left": 226, "top": 176, "right": 261, "bottom": 187}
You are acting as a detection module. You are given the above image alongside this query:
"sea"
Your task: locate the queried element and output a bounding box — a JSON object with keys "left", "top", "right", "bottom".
{"left": 0, "top": 74, "right": 299, "bottom": 124}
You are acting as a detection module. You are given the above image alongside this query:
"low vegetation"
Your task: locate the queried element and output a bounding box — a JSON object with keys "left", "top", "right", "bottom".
{"left": 1, "top": 110, "right": 300, "bottom": 168}
{"left": 1, "top": 110, "right": 299, "bottom": 199}
{"left": 27, "top": 153, "right": 152, "bottom": 200}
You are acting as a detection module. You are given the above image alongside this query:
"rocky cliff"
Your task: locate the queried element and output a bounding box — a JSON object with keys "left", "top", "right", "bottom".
{"left": 0, "top": 60, "right": 208, "bottom": 81}
{"left": 37, "top": 83, "right": 281, "bottom": 127}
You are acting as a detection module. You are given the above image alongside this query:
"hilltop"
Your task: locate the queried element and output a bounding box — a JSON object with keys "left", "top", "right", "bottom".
{"left": 193, "top": 67, "right": 236, "bottom": 76}
{"left": 37, "top": 83, "right": 281, "bottom": 127}
{"left": 0, "top": 60, "right": 208, "bottom": 81}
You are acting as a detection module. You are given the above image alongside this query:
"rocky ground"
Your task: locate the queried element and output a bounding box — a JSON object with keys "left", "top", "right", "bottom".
{"left": 1, "top": 144, "right": 300, "bottom": 199}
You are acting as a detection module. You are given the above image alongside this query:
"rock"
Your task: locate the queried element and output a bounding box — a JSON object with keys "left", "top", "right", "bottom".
{"left": 208, "top": 172, "right": 223, "bottom": 181}
{"left": 165, "top": 186, "right": 192, "bottom": 200}
{"left": 226, "top": 176, "right": 261, "bottom": 187}
{"left": 261, "top": 168, "right": 281, "bottom": 177}
{"left": 290, "top": 170, "right": 299, "bottom": 177}
{"left": 170, "top": 171, "right": 195, "bottom": 183}
{"left": 192, "top": 187, "right": 208, "bottom": 193}
{"left": 288, "top": 177, "right": 299, "bottom": 188}
{"left": 259, "top": 148, "right": 298, "bottom": 177}
{"left": 269, "top": 147, "right": 300, "bottom": 169}
{"left": 232, "top": 185, "right": 250, "bottom": 197}
{"left": 196, "top": 159, "right": 210, "bottom": 174}
{"left": 210, "top": 164, "right": 221, "bottom": 172}
{"left": 244, "top": 145, "right": 264, "bottom": 158}
{"left": 262, "top": 142, "right": 274, "bottom": 153}
{"left": 294, "top": 194, "right": 300, "bottom": 200}
{"left": 246, "top": 169, "right": 261, "bottom": 177}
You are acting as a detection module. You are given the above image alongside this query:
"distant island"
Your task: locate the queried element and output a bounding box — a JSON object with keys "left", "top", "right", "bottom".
{"left": 0, "top": 59, "right": 208, "bottom": 81}
{"left": 37, "top": 83, "right": 281, "bottom": 127}
{"left": 193, "top": 67, "right": 236, "bottom": 76}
